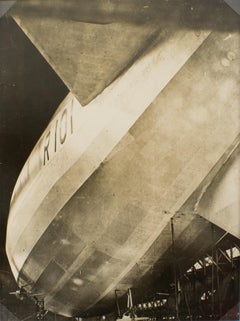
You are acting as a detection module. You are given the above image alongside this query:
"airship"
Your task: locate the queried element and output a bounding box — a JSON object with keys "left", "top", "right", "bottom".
{"left": 6, "top": 0, "right": 240, "bottom": 318}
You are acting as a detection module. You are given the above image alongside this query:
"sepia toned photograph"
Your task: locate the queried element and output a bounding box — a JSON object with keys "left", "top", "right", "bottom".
{"left": 0, "top": 1, "right": 239, "bottom": 320}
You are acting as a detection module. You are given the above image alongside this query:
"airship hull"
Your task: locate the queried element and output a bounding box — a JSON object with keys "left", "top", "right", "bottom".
{"left": 6, "top": 26, "right": 240, "bottom": 317}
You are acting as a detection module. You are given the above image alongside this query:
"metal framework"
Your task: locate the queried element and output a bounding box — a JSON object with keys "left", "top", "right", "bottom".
{"left": 122, "top": 225, "right": 240, "bottom": 321}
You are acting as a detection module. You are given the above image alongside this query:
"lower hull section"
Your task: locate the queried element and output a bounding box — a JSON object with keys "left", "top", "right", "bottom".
{"left": 19, "top": 213, "right": 225, "bottom": 317}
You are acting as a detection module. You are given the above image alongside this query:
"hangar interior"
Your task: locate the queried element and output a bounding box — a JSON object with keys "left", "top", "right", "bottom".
{"left": 0, "top": 1, "right": 239, "bottom": 321}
